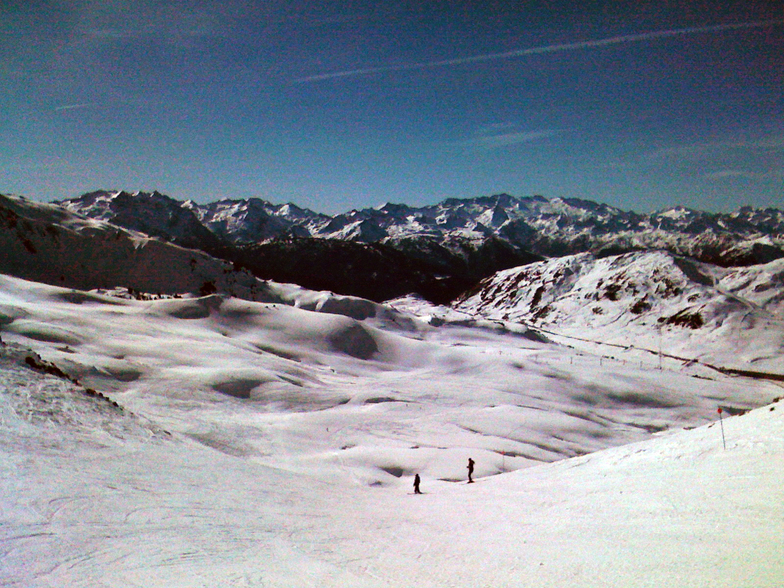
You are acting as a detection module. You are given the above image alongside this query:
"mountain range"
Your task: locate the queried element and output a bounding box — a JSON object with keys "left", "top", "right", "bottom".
{"left": 58, "top": 190, "right": 784, "bottom": 262}
{"left": 3, "top": 188, "right": 782, "bottom": 373}
{"left": 52, "top": 190, "right": 784, "bottom": 303}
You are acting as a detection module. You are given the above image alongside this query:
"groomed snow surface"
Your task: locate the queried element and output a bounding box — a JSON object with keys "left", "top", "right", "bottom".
{"left": 1, "top": 274, "right": 782, "bottom": 587}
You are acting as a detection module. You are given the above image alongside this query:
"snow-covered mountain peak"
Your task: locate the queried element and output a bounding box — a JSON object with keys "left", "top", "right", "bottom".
{"left": 374, "top": 201, "right": 412, "bottom": 214}
{"left": 54, "top": 189, "right": 784, "bottom": 266}
{"left": 657, "top": 205, "right": 694, "bottom": 219}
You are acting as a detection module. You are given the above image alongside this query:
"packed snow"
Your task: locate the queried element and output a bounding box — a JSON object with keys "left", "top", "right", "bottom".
{"left": 1, "top": 273, "right": 782, "bottom": 587}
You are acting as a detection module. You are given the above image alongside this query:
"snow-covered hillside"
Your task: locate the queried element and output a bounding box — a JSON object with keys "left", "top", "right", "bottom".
{"left": 1, "top": 274, "right": 782, "bottom": 587}
{"left": 3, "top": 187, "right": 783, "bottom": 585}
{"left": 451, "top": 250, "right": 784, "bottom": 374}
{"left": 0, "top": 192, "right": 273, "bottom": 300}
{"left": 0, "top": 192, "right": 406, "bottom": 317}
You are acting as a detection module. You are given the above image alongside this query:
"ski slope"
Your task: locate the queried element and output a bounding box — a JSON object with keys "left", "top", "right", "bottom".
{"left": 1, "top": 274, "right": 782, "bottom": 587}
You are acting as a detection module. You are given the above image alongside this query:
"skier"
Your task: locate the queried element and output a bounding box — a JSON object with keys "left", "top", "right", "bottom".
{"left": 413, "top": 473, "right": 422, "bottom": 494}
{"left": 467, "top": 457, "right": 475, "bottom": 483}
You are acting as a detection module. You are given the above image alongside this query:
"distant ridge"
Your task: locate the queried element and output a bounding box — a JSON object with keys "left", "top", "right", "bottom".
{"left": 57, "top": 190, "right": 784, "bottom": 269}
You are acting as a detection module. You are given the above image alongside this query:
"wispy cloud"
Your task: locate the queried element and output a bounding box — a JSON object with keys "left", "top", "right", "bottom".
{"left": 72, "top": 2, "right": 231, "bottom": 50}
{"left": 705, "top": 169, "right": 783, "bottom": 181}
{"left": 297, "top": 19, "right": 784, "bottom": 83}
{"left": 647, "top": 137, "right": 784, "bottom": 161}
{"left": 463, "top": 126, "right": 564, "bottom": 150}
{"left": 54, "top": 103, "right": 94, "bottom": 112}
{"left": 625, "top": 136, "right": 784, "bottom": 184}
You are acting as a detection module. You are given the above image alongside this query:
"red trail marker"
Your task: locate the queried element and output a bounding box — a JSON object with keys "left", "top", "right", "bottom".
{"left": 718, "top": 407, "right": 726, "bottom": 450}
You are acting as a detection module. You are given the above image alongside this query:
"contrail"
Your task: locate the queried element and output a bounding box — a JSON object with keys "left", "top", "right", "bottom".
{"left": 297, "top": 19, "right": 783, "bottom": 82}
{"left": 54, "top": 103, "right": 94, "bottom": 112}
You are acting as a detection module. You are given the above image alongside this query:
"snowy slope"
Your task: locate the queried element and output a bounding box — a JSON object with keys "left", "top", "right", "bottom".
{"left": 0, "top": 192, "right": 273, "bottom": 300}
{"left": 0, "top": 274, "right": 781, "bottom": 586}
{"left": 452, "top": 250, "right": 784, "bottom": 373}
{"left": 2, "top": 188, "right": 783, "bottom": 586}
{"left": 0, "top": 280, "right": 784, "bottom": 588}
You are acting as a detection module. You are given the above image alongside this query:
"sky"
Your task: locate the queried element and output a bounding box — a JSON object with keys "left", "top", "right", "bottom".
{"left": 1, "top": 0, "right": 782, "bottom": 214}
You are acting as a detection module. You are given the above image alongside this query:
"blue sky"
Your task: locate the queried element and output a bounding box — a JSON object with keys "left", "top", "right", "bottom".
{"left": 1, "top": 0, "right": 782, "bottom": 214}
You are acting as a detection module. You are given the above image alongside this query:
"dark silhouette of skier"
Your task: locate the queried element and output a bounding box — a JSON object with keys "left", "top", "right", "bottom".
{"left": 467, "top": 458, "right": 475, "bottom": 483}
{"left": 413, "top": 473, "right": 422, "bottom": 494}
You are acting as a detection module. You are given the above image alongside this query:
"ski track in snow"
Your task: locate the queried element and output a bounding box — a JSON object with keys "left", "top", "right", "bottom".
{"left": 0, "top": 273, "right": 782, "bottom": 587}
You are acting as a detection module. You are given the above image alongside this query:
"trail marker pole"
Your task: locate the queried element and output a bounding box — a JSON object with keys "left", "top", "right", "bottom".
{"left": 718, "top": 407, "right": 726, "bottom": 450}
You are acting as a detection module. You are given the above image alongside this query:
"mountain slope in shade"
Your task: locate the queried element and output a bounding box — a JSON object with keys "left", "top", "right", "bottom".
{"left": 231, "top": 235, "right": 540, "bottom": 304}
